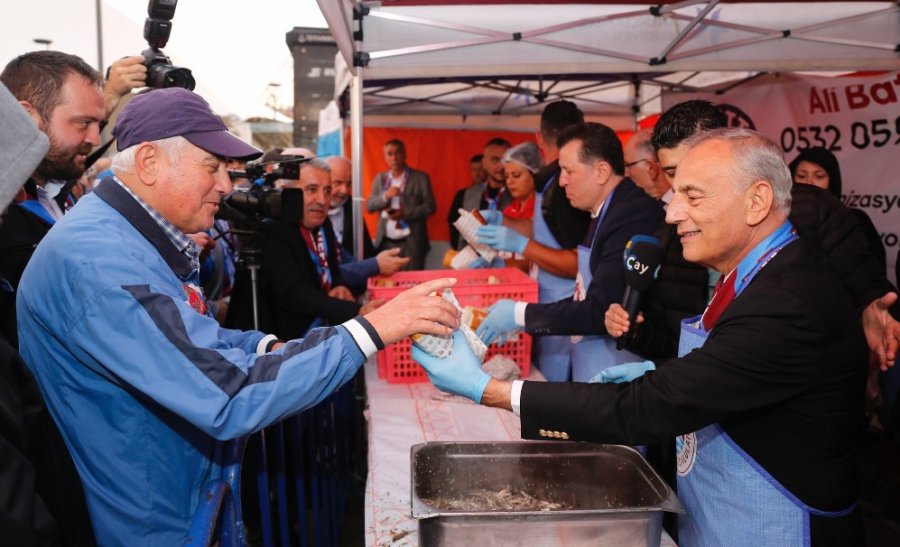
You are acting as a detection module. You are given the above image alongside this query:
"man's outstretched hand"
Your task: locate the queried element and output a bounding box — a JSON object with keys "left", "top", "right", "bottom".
{"left": 363, "top": 278, "right": 460, "bottom": 346}
{"left": 862, "top": 291, "right": 900, "bottom": 371}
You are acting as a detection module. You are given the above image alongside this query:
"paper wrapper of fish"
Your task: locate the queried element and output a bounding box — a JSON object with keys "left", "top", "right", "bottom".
{"left": 449, "top": 245, "right": 480, "bottom": 270}
{"left": 452, "top": 209, "right": 497, "bottom": 262}
{"left": 412, "top": 289, "right": 487, "bottom": 361}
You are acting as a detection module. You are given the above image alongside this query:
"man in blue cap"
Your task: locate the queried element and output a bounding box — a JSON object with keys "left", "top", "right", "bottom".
{"left": 17, "top": 87, "right": 460, "bottom": 545}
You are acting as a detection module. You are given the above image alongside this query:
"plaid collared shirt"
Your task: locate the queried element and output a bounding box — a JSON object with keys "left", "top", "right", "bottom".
{"left": 111, "top": 176, "right": 200, "bottom": 274}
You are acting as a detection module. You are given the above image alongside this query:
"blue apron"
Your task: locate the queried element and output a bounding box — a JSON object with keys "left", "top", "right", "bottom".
{"left": 674, "top": 225, "right": 855, "bottom": 546}
{"left": 529, "top": 186, "right": 576, "bottom": 382}
{"left": 569, "top": 191, "right": 641, "bottom": 382}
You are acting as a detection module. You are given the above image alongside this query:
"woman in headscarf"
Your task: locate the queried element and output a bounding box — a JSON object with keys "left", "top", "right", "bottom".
{"left": 788, "top": 147, "right": 886, "bottom": 270}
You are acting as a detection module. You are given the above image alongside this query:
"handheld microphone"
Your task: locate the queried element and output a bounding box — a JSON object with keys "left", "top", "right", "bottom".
{"left": 616, "top": 234, "right": 663, "bottom": 350}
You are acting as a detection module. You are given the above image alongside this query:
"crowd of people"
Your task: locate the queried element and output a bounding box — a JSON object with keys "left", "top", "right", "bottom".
{"left": 0, "top": 46, "right": 898, "bottom": 546}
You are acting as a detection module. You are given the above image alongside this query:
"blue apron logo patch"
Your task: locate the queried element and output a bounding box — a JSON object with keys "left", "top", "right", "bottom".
{"left": 677, "top": 432, "right": 698, "bottom": 476}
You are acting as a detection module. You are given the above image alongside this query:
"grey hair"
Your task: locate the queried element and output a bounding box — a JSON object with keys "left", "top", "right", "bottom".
{"left": 502, "top": 141, "right": 543, "bottom": 174}
{"left": 111, "top": 135, "right": 189, "bottom": 175}
{"left": 630, "top": 128, "right": 657, "bottom": 160}
{"left": 682, "top": 128, "right": 792, "bottom": 213}
{"left": 299, "top": 157, "right": 331, "bottom": 175}
{"left": 279, "top": 157, "right": 331, "bottom": 188}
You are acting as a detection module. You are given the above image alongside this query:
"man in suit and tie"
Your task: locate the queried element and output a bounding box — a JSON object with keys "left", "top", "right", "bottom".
{"left": 475, "top": 122, "right": 664, "bottom": 381}
{"left": 366, "top": 139, "right": 436, "bottom": 270}
{"left": 262, "top": 158, "right": 382, "bottom": 339}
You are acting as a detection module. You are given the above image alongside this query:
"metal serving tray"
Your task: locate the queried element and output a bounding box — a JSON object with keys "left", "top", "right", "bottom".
{"left": 411, "top": 441, "right": 683, "bottom": 547}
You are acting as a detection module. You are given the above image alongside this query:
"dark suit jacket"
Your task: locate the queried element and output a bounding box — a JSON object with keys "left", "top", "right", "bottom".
{"left": 339, "top": 199, "right": 376, "bottom": 259}
{"left": 0, "top": 180, "right": 75, "bottom": 347}
{"left": 789, "top": 183, "right": 895, "bottom": 311}
{"left": 521, "top": 239, "right": 867, "bottom": 522}
{"left": 260, "top": 219, "right": 360, "bottom": 340}
{"left": 366, "top": 167, "right": 435, "bottom": 264}
{"left": 525, "top": 178, "right": 665, "bottom": 336}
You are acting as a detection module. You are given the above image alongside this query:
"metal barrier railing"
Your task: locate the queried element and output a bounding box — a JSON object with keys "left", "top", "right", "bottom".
{"left": 247, "top": 378, "right": 363, "bottom": 547}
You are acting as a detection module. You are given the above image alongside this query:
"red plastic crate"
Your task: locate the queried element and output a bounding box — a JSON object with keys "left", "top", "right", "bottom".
{"left": 368, "top": 268, "right": 538, "bottom": 384}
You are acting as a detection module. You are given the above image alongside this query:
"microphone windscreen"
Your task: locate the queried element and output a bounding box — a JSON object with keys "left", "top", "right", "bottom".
{"left": 622, "top": 234, "right": 663, "bottom": 291}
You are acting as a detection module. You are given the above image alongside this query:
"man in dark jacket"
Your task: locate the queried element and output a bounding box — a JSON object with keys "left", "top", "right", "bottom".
{"left": 605, "top": 99, "right": 900, "bottom": 371}
{"left": 262, "top": 158, "right": 381, "bottom": 339}
{"left": 475, "top": 123, "right": 664, "bottom": 382}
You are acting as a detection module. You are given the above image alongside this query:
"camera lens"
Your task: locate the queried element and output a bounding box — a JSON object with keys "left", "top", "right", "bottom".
{"left": 161, "top": 67, "right": 195, "bottom": 90}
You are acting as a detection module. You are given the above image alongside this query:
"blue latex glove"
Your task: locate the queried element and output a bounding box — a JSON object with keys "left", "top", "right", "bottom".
{"left": 476, "top": 299, "right": 519, "bottom": 345}
{"left": 476, "top": 225, "right": 529, "bottom": 254}
{"left": 469, "top": 256, "right": 505, "bottom": 269}
{"left": 478, "top": 209, "right": 503, "bottom": 225}
{"left": 412, "top": 330, "right": 492, "bottom": 403}
{"left": 589, "top": 361, "right": 656, "bottom": 384}
{"left": 469, "top": 256, "right": 490, "bottom": 269}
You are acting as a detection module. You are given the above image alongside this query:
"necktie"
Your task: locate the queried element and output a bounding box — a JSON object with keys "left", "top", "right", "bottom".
{"left": 583, "top": 216, "right": 599, "bottom": 247}
{"left": 702, "top": 270, "right": 736, "bottom": 331}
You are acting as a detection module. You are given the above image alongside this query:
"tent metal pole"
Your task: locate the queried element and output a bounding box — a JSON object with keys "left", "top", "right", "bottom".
{"left": 351, "top": 70, "right": 365, "bottom": 262}
{"left": 653, "top": 0, "right": 720, "bottom": 63}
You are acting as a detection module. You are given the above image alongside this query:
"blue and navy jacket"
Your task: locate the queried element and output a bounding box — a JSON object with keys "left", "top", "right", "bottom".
{"left": 17, "top": 180, "right": 381, "bottom": 546}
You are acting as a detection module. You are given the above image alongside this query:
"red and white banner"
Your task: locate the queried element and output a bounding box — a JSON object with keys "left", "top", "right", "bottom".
{"left": 665, "top": 72, "right": 900, "bottom": 285}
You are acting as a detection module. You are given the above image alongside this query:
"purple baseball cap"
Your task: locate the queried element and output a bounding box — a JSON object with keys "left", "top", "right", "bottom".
{"left": 112, "top": 88, "right": 262, "bottom": 160}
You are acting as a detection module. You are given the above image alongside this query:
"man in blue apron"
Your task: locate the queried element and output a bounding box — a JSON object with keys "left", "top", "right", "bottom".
{"left": 417, "top": 129, "right": 867, "bottom": 546}
{"left": 472, "top": 101, "right": 590, "bottom": 381}
{"left": 607, "top": 99, "right": 899, "bottom": 373}
{"left": 476, "top": 122, "right": 664, "bottom": 382}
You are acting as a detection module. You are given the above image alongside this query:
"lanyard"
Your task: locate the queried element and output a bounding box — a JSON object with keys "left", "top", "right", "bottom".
{"left": 734, "top": 221, "right": 798, "bottom": 297}
{"left": 300, "top": 226, "right": 332, "bottom": 292}
{"left": 484, "top": 185, "right": 506, "bottom": 211}
{"left": 381, "top": 168, "right": 409, "bottom": 193}
{"left": 700, "top": 221, "right": 798, "bottom": 331}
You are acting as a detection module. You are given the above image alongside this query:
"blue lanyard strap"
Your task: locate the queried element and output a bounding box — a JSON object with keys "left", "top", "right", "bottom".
{"left": 734, "top": 220, "right": 798, "bottom": 296}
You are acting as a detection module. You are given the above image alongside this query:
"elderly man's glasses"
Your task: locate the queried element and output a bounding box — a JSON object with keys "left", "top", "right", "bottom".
{"left": 624, "top": 158, "right": 649, "bottom": 169}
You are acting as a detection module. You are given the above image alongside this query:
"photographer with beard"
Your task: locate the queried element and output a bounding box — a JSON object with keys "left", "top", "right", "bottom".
{"left": 0, "top": 51, "right": 105, "bottom": 347}
{"left": 0, "top": 51, "right": 144, "bottom": 346}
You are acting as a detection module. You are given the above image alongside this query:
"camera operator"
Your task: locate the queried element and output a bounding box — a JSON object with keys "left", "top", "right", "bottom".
{"left": 261, "top": 156, "right": 386, "bottom": 339}
{"left": 17, "top": 87, "right": 461, "bottom": 545}
{"left": 102, "top": 55, "right": 147, "bottom": 117}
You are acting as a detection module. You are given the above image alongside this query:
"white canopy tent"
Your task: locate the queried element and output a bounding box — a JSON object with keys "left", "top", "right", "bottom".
{"left": 314, "top": 0, "right": 899, "bottom": 257}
